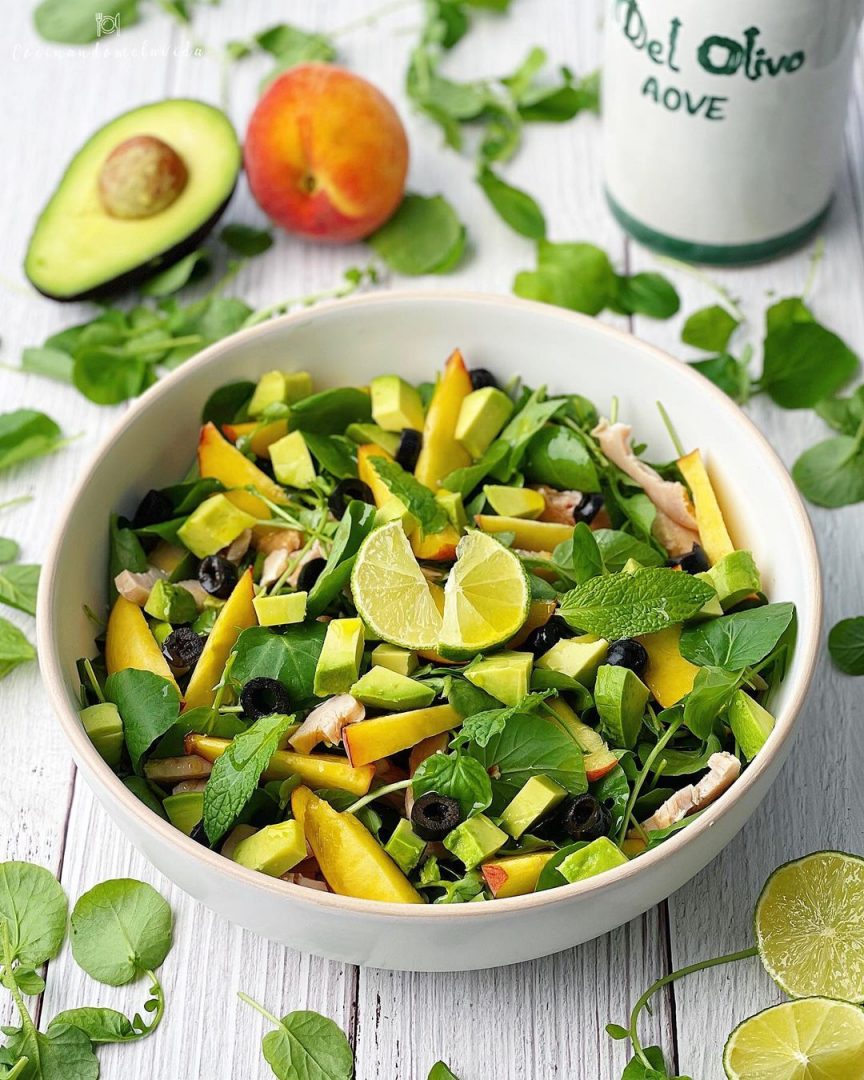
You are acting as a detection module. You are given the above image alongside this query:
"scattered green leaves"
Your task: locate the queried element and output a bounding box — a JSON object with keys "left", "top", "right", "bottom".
{"left": 477, "top": 166, "right": 546, "bottom": 239}
{"left": 792, "top": 424, "right": 864, "bottom": 508}
{"left": 239, "top": 995, "right": 354, "bottom": 1080}
{"left": 0, "top": 618, "right": 36, "bottom": 681}
{"left": 681, "top": 305, "right": 739, "bottom": 353}
{"left": 828, "top": 617, "right": 864, "bottom": 676}
{"left": 0, "top": 862, "right": 68, "bottom": 967}
{"left": 34, "top": 0, "right": 140, "bottom": 43}
{"left": 760, "top": 323, "right": 859, "bottom": 409}
{"left": 368, "top": 194, "right": 467, "bottom": 276}
{"left": 0, "top": 411, "right": 66, "bottom": 473}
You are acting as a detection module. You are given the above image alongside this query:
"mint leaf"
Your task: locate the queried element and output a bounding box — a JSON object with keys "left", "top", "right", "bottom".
{"left": 105, "top": 669, "right": 181, "bottom": 773}
{"left": 368, "top": 456, "right": 450, "bottom": 533}
{"left": 828, "top": 617, "right": 864, "bottom": 676}
{"left": 679, "top": 603, "right": 796, "bottom": 670}
{"left": 477, "top": 165, "right": 546, "bottom": 239}
{"left": 559, "top": 568, "right": 715, "bottom": 639}
{"left": 368, "top": 194, "right": 466, "bottom": 276}
{"left": 681, "top": 305, "right": 739, "bottom": 352}
{"left": 412, "top": 750, "right": 493, "bottom": 819}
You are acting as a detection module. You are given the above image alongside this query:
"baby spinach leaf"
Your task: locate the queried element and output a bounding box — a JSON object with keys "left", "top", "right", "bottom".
{"left": 592, "top": 530, "right": 665, "bottom": 571}
{"left": 524, "top": 425, "right": 600, "bottom": 491}
{"left": 368, "top": 457, "right": 449, "bottom": 534}
{"left": 202, "top": 380, "right": 255, "bottom": 426}
{"left": 638, "top": 735, "right": 721, "bottom": 778}
{"left": 412, "top": 751, "right": 493, "bottom": 819}
{"left": 369, "top": 194, "right": 467, "bottom": 276}
{"left": 792, "top": 431, "right": 864, "bottom": 508}
{"left": 761, "top": 323, "right": 859, "bottom": 409}
{"left": 477, "top": 166, "right": 546, "bottom": 239}
{"left": 240, "top": 998, "right": 354, "bottom": 1080}
{"left": 559, "top": 568, "right": 714, "bottom": 640}
{"left": 289, "top": 388, "right": 371, "bottom": 435}
{"left": 0, "top": 862, "right": 68, "bottom": 967}
{"left": 230, "top": 624, "right": 327, "bottom": 701}
{"left": 614, "top": 273, "right": 680, "bottom": 320}
{"left": 0, "top": 410, "right": 65, "bottom": 473}
{"left": 682, "top": 667, "right": 741, "bottom": 740}
{"left": 552, "top": 523, "right": 603, "bottom": 586}
{"left": 204, "top": 714, "right": 295, "bottom": 844}
{"left": 441, "top": 439, "right": 509, "bottom": 497}
{"left": 307, "top": 502, "right": 376, "bottom": 617}
{"left": 445, "top": 676, "right": 499, "bottom": 718}
{"left": 454, "top": 692, "right": 552, "bottom": 749}
{"left": 428, "top": 1064, "right": 460, "bottom": 1080}
{"left": 49, "top": 1007, "right": 135, "bottom": 1044}
{"left": 302, "top": 433, "right": 357, "bottom": 480}
{"left": 496, "top": 387, "right": 566, "bottom": 472}
{"left": 681, "top": 305, "right": 739, "bottom": 352}
{"left": 70, "top": 878, "right": 172, "bottom": 986}
{"left": 679, "top": 603, "right": 796, "bottom": 670}
{"left": 109, "top": 514, "right": 149, "bottom": 581}
{"left": 34, "top": 0, "right": 139, "bottom": 43}
{"left": 221, "top": 224, "right": 274, "bottom": 257}
{"left": 105, "top": 669, "right": 181, "bottom": 773}
{"left": 0, "top": 619, "right": 36, "bottom": 681}
{"left": 3, "top": 1022, "right": 98, "bottom": 1080}
{"left": 828, "top": 617, "right": 864, "bottom": 676}
{"left": 0, "top": 565, "right": 39, "bottom": 616}
{"left": 514, "top": 241, "right": 618, "bottom": 316}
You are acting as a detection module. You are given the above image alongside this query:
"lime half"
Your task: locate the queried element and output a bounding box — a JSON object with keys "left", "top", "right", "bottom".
{"left": 755, "top": 850, "right": 864, "bottom": 1002}
{"left": 723, "top": 998, "right": 864, "bottom": 1080}
{"left": 350, "top": 522, "right": 442, "bottom": 650}
{"left": 439, "top": 531, "right": 530, "bottom": 659}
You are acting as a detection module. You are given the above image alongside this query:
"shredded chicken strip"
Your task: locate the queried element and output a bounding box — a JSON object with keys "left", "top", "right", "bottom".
{"left": 638, "top": 752, "right": 741, "bottom": 834}
{"left": 288, "top": 540, "right": 325, "bottom": 587}
{"left": 254, "top": 528, "right": 304, "bottom": 556}
{"left": 533, "top": 484, "right": 584, "bottom": 525}
{"left": 114, "top": 568, "right": 166, "bottom": 606}
{"left": 222, "top": 528, "right": 252, "bottom": 563}
{"left": 289, "top": 694, "right": 365, "bottom": 755}
{"left": 260, "top": 549, "right": 290, "bottom": 590}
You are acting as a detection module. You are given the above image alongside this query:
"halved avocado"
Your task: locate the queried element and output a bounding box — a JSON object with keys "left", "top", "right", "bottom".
{"left": 25, "top": 99, "right": 241, "bottom": 301}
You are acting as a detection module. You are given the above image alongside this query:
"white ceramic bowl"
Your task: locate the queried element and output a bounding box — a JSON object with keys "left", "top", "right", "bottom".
{"left": 38, "top": 292, "right": 821, "bottom": 972}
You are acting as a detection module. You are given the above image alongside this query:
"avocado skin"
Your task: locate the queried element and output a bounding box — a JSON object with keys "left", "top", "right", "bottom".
{"left": 27, "top": 187, "right": 235, "bottom": 302}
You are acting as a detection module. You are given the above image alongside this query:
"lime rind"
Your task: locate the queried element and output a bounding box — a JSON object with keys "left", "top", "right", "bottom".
{"left": 754, "top": 850, "right": 864, "bottom": 1003}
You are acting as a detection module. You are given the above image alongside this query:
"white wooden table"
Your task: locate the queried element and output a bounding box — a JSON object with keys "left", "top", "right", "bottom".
{"left": 2, "top": 2, "right": 862, "bottom": 1077}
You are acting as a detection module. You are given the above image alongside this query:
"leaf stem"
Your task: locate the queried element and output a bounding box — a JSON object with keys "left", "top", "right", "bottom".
{"left": 617, "top": 712, "right": 685, "bottom": 845}
{"left": 656, "top": 401, "right": 686, "bottom": 458}
{"left": 0, "top": 495, "right": 33, "bottom": 514}
{"left": 346, "top": 779, "right": 413, "bottom": 814}
{"left": 237, "top": 990, "right": 282, "bottom": 1030}
{"left": 655, "top": 256, "right": 745, "bottom": 323}
{"left": 0, "top": 918, "right": 36, "bottom": 1046}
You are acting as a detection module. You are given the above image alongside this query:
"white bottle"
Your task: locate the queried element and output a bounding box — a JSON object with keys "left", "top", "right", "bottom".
{"left": 602, "top": 0, "right": 863, "bottom": 263}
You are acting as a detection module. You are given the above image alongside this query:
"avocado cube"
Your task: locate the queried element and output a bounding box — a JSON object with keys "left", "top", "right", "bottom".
{"left": 455, "top": 387, "right": 514, "bottom": 459}
{"left": 248, "top": 370, "right": 312, "bottom": 417}
{"left": 443, "top": 814, "right": 507, "bottom": 870}
{"left": 500, "top": 775, "right": 567, "bottom": 839}
{"left": 144, "top": 579, "right": 198, "bottom": 625}
{"left": 370, "top": 375, "right": 425, "bottom": 432}
{"left": 594, "top": 664, "right": 650, "bottom": 750}
{"left": 557, "top": 836, "right": 629, "bottom": 884}
{"left": 436, "top": 490, "right": 468, "bottom": 531}
{"left": 699, "top": 550, "right": 762, "bottom": 610}
{"left": 465, "top": 651, "right": 533, "bottom": 706}
{"left": 231, "top": 819, "right": 307, "bottom": 877}
{"left": 350, "top": 665, "right": 435, "bottom": 711}
{"left": 370, "top": 643, "right": 418, "bottom": 676}
{"left": 268, "top": 431, "right": 316, "bottom": 488}
{"left": 374, "top": 496, "right": 419, "bottom": 535}
{"left": 622, "top": 558, "right": 643, "bottom": 575}
{"left": 177, "top": 493, "right": 257, "bottom": 558}
{"left": 253, "top": 592, "right": 308, "bottom": 627}
{"left": 80, "top": 702, "right": 124, "bottom": 768}
{"left": 345, "top": 423, "right": 401, "bottom": 455}
{"left": 535, "top": 635, "right": 608, "bottom": 687}
{"left": 384, "top": 819, "right": 426, "bottom": 875}
{"left": 163, "top": 791, "right": 204, "bottom": 836}
{"left": 313, "top": 618, "right": 365, "bottom": 696}
{"left": 150, "top": 620, "right": 173, "bottom": 645}
{"left": 727, "top": 690, "right": 775, "bottom": 761}
{"left": 483, "top": 485, "right": 545, "bottom": 520}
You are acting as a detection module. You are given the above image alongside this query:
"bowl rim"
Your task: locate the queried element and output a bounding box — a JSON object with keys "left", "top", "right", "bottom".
{"left": 37, "top": 288, "right": 822, "bottom": 921}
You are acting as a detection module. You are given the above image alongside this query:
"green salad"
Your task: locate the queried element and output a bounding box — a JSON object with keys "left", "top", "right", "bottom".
{"left": 77, "top": 349, "right": 795, "bottom": 904}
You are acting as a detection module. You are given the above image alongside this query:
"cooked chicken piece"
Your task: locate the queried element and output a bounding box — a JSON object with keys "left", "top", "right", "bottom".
{"left": 533, "top": 484, "right": 583, "bottom": 525}
{"left": 223, "top": 528, "right": 252, "bottom": 563}
{"left": 287, "top": 540, "right": 325, "bottom": 587}
{"left": 282, "top": 873, "right": 329, "bottom": 891}
{"left": 651, "top": 513, "right": 702, "bottom": 560}
{"left": 289, "top": 694, "right": 365, "bottom": 755}
{"left": 174, "top": 579, "right": 211, "bottom": 610}
{"left": 254, "top": 528, "right": 304, "bottom": 556}
{"left": 639, "top": 752, "right": 741, "bottom": 833}
{"left": 114, "top": 568, "right": 166, "bottom": 606}
{"left": 260, "top": 549, "right": 290, "bottom": 590}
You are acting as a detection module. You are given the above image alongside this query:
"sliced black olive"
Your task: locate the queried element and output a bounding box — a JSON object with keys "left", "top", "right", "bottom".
{"left": 560, "top": 794, "right": 611, "bottom": 842}
{"left": 605, "top": 638, "right": 648, "bottom": 677}
{"left": 328, "top": 478, "right": 374, "bottom": 519}
{"left": 573, "top": 492, "right": 604, "bottom": 525}
{"left": 296, "top": 557, "right": 327, "bottom": 592}
{"left": 668, "top": 544, "right": 710, "bottom": 574}
{"left": 469, "top": 368, "right": 498, "bottom": 391}
{"left": 189, "top": 820, "right": 211, "bottom": 847}
{"left": 395, "top": 428, "right": 423, "bottom": 472}
{"left": 198, "top": 554, "right": 238, "bottom": 599}
{"left": 524, "top": 616, "right": 574, "bottom": 659}
{"left": 240, "top": 677, "right": 292, "bottom": 720}
{"left": 132, "top": 489, "right": 174, "bottom": 528}
{"left": 162, "top": 626, "right": 204, "bottom": 673}
{"left": 411, "top": 792, "right": 462, "bottom": 841}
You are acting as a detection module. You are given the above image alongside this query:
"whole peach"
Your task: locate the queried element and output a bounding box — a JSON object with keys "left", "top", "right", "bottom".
{"left": 244, "top": 63, "right": 409, "bottom": 244}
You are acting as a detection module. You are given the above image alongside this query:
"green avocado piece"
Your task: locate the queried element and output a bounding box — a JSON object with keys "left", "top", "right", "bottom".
{"left": 594, "top": 664, "right": 650, "bottom": 750}
{"left": 699, "top": 550, "right": 762, "bottom": 610}
{"left": 443, "top": 814, "right": 507, "bottom": 870}
{"left": 727, "top": 690, "right": 775, "bottom": 761}
{"left": 370, "top": 376, "right": 425, "bottom": 432}
{"left": 231, "top": 820, "right": 306, "bottom": 877}
{"left": 25, "top": 100, "right": 240, "bottom": 301}
{"left": 345, "top": 423, "right": 401, "bottom": 455}
{"left": 177, "top": 493, "right": 257, "bottom": 558}
{"left": 253, "top": 592, "right": 307, "bottom": 627}
{"left": 313, "top": 618, "right": 365, "bottom": 696}
{"left": 436, "top": 489, "right": 468, "bottom": 531}
{"left": 500, "top": 775, "right": 567, "bottom": 839}
{"left": 150, "top": 619, "right": 173, "bottom": 645}
{"left": 248, "top": 371, "right": 312, "bottom": 417}
{"left": 370, "top": 643, "right": 418, "bottom": 676}
{"left": 622, "top": 558, "right": 643, "bottom": 575}
{"left": 483, "top": 485, "right": 546, "bottom": 520}
{"left": 80, "top": 702, "right": 124, "bottom": 768}
{"left": 535, "top": 635, "right": 608, "bottom": 687}
{"left": 191, "top": 605, "right": 221, "bottom": 635}
{"left": 384, "top": 819, "right": 427, "bottom": 875}
{"left": 163, "top": 791, "right": 204, "bottom": 836}
{"left": 268, "top": 430, "right": 316, "bottom": 488}
{"left": 465, "top": 651, "right": 533, "bottom": 706}
{"left": 557, "top": 836, "right": 629, "bottom": 884}
{"left": 144, "top": 579, "right": 198, "bottom": 624}
{"left": 350, "top": 665, "right": 435, "bottom": 711}
{"left": 455, "top": 387, "right": 514, "bottom": 459}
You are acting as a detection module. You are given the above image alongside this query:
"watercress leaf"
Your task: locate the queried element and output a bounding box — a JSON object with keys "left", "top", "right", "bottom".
{"left": 412, "top": 750, "right": 493, "bottom": 819}
{"left": 140, "top": 250, "right": 211, "bottom": 298}
{"left": 20, "top": 346, "right": 74, "bottom": 383}
{"left": 0, "top": 565, "right": 39, "bottom": 617}
{"left": 368, "top": 456, "right": 449, "bottom": 534}
{"left": 231, "top": 625, "right": 327, "bottom": 704}
{"left": 688, "top": 354, "right": 751, "bottom": 405}
{"left": 621, "top": 1045, "right": 674, "bottom": 1079}
{"left": 592, "top": 529, "right": 665, "bottom": 571}
{"left": 638, "top": 735, "right": 721, "bottom": 777}
{"left": 4, "top": 1022, "right": 98, "bottom": 1080}
{"left": 255, "top": 23, "right": 337, "bottom": 66}
{"left": 761, "top": 323, "right": 859, "bottom": 409}
{"left": 814, "top": 387, "right": 864, "bottom": 436}
{"left": 0, "top": 539, "right": 20, "bottom": 565}
{"left": 552, "top": 523, "right": 603, "bottom": 585}
{"left": 49, "top": 1007, "right": 135, "bottom": 1044}
{"left": 518, "top": 69, "right": 600, "bottom": 121}
{"left": 202, "top": 380, "right": 255, "bottom": 425}
{"left": 679, "top": 603, "right": 796, "bottom": 670}
{"left": 221, "top": 224, "right": 274, "bottom": 257}
{"left": 605, "top": 1023, "right": 629, "bottom": 1040}
{"left": 70, "top": 878, "right": 173, "bottom": 986}
{"left": 428, "top": 1064, "right": 460, "bottom": 1080}
{"left": 12, "top": 968, "right": 45, "bottom": 996}
{"left": 289, "top": 387, "right": 372, "bottom": 434}
{"left": 682, "top": 667, "right": 740, "bottom": 740}
{"left": 681, "top": 305, "right": 739, "bottom": 352}
{"left": 300, "top": 433, "right": 357, "bottom": 480}
{"left": 495, "top": 388, "right": 566, "bottom": 473}
{"left": 477, "top": 166, "right": 546, "bottom": 239}
{"left": 559, "top": 568, "right": 714, "bottom": 639}
{"left": 765, "top": 296, "right": 814, "bottom": 333}
{"left": 369, "top": 194, "right": 467, "bottom": 276}
{"left": 792, "top": 434, "right": 864, "bottom": 508}
{"left": 0, "top": 619, "right": 36, "bottom": 681}
{"left": 514, "top": 241, "right": 618, "bottom": 316}
{"left": 441, "top": 439, "right": 510, "bottom": 497}
{"left": 615, "top": 273, "right": 680, "bottom": 320}
{"left": 828, "top": 617, "right": 864, "bottom": 676}
{"left": 34, "top": 0, "right": 139, "bottom": 43}
{"left": 105, "top": 669, "right": 181, "bottom": 773}
{"left": 524, "top": 425, "right": 600, "bottom": 491}
{"left": 260, "top": 1009, "right": 353, "bottom": 1080}
{"left": 73, "top": 347, "right": 149, "bottom": 405}
{"left": 0, "top": 410, "right": 65, "bottom": 472}
{"left": 307, "top": 502, "right": 376, "bottom": 617}
{"left": 479, "top": 101, "right": 523, "bottom": 164}
{"left": 192, "top": 297, "right": 255, "bottom": 342}
{"left": 0, "top": 862, "right": 68, "bottom": 966}
{"left": 204, "top": 714, "right": 295, "bottom": 844}
{"left": 109, "top": 513, "right": 149, "bottom": 584}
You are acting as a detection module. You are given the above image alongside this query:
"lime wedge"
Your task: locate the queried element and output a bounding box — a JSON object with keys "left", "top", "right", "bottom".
{"left": 351, "top": 522, "right": 442, "bottom": 650}
{"left": 439, "top": 532, "right": 530, "bottom": 659}
{"left": 754, "top": 851, "right": 864, "bottom": 1002}
{"left": 723, "top": 998, "right": 864, "bottom": 1080}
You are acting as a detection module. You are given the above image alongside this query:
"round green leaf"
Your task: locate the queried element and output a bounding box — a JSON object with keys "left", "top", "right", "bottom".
{"left": 262, "top": 1010, "right": 354, "bottom": 1080}
{"left": 792, "top": 435, "right": 864, "bottom": 508}
{"left": 0, "top": 861, "right": 68, "bottom": 967}
{"left": 828, "top": 617, "right": 864, "bottom": 676}
{"left": 368, "top": 194, "right": 466, "bottom": 276}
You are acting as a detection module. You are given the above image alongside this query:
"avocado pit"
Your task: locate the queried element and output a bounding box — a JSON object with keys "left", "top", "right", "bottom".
{"left": 99, "top": 134, "right": 188, "bottom": 219}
